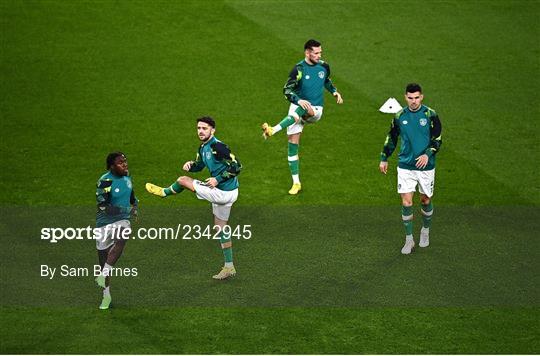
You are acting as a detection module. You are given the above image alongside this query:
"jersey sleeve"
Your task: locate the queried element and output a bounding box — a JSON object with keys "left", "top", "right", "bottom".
{"left": 188, "top": 149, "right": 206, "bottom": 172}
{"left": 211, "top": 142, "right": 242, "bottom": 183}
{"left": 96, "top": 178, "right": 124, "bottom": 215}
{"left": 426, "top": 110, "right": 442, "bottom": 156}
{"left": 283, "top": 65, "right": 302, "bottom": 105}
{"left": 96, "top": 179, "right": 112, "bottom": 208}
{"left": 321, "top": 62, "right": 337, "bottom": 94}
{"left": 130, "top": 189, "right": 138, "bottom": 206}
{"left": 380, "top": 117, "right": 400, "bottom": 161}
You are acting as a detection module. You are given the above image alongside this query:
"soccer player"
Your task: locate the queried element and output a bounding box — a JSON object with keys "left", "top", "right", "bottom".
{"left": 145, "top": 116, "right": 241, "bottom": 280}
{"left": 261, "top": 39, "right": 343, "bottom": 195}
{"left": 379, "top": 83, "right": 442, "bottom": 255}
{"left": 94, "top": 152, "right": 138, "bottom": 309}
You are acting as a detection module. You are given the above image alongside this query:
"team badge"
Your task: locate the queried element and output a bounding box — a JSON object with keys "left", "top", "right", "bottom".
{"left": 318, "top": 71, "right": 324, "bottom": 79}
{"left": 403, "top": 120, "right": 408, "bottom": 125}
{"left": 206, "top": 151, "right": 211, "bottom": 159}
{"left": 115, "top": 188, "right": 120, "bottom": 193}
{"left": 305, "top": 75, "right": 310, "bottom": 80}
{"left": 420, "top": 118, "right": 428, "bottom": 126}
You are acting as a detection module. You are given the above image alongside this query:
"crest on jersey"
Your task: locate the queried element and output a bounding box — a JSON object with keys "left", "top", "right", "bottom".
{"left": 305, "top": 75, "right": 310, "bottom": 80}
{"left": 420, "top": 118, "right": 428, "bottom": 126}
{"left": 403, "top": 120, "right": 408, "bottom": 125}
{"left": 318, "top": 71, "right": 324, "bottom": 79}
{"left": 115, "top": 188, "right": 120, "bottom": 193}
{"left": 205, "top": 151, "right": 211, "bottom": 159}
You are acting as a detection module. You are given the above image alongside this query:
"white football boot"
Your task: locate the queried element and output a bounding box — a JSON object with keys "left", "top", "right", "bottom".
{"left": 401, "top": 236, "right": 415, "bottom": 255}
{"left": 419, "top": 227, "right": 430, "bottom": 248}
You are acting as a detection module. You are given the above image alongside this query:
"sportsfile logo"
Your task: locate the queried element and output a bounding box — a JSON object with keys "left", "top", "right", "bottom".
{"left": 40, "top": 224, "right": 252, "bottom": 243}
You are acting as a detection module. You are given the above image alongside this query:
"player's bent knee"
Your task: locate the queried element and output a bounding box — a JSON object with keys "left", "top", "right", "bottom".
{"left": 178, "top": 176, "right": 190, "bottom": 184}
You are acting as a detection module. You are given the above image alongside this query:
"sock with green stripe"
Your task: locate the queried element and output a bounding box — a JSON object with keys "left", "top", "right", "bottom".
{"left": 421, "top": 201, "right": 433, "bottom": 228}
{"left": 220, "top": 231, "right": 233, "bottom": 267}
{"left": 164, "top": 181, "right": 184, "bottom": 196}
{"left": 401, "top": 205, "right": 414, "bottom": 236}
{"left": 272, "top": 106, "right": 307, "bottom": 133}
{"left": 288, "top": 142, "right": 300, "bottom": 184}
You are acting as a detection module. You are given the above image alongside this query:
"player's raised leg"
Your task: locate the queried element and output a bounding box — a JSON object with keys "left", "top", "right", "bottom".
{"left": 146, "top": 176, "right": 195, "bottom": 197}
{"left": 212, "top": 214, "right": 236, "bottom": 280}
{"left": 400, "top": 192, "right": 415, "bottom": 254}
{"left": 262, "top": 105, "right": 308, "bottom": 139}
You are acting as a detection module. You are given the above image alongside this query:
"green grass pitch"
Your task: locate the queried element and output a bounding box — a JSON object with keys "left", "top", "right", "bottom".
{"left": 1, "top": 0, "right": 539, "bottom": 353}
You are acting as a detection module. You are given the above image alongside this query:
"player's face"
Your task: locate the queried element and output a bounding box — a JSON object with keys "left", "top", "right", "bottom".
{"left": 405, "top": 91, "right": 424, "bottom": 111}
{"left": 305, "top": 46, "right": 322, "bottom": 64}
{"left": 111, "top": 156, "right": 128, "bottom": 176}
{"left": 197, "top": 122, "right": 215, "bottom": 142}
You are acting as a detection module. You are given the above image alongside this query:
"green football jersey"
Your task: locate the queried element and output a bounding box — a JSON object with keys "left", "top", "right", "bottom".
{"left": 96, "top": 171, "right": 137, "bottom": 227}
{"left": 380, "top": 105, "right": 443, "bottom": 171}
{"left": 189, "top": 136, "right": 242, "bottom": 191}
{"left": 283, "top": 59, "right": 337, "bottom": 107}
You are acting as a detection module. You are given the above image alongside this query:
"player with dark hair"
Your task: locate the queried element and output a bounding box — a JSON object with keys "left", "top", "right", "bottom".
{"left": 146, "top": 116, "right": 242, "bottom": 280}
{"left": 262, "top": 39, "right": 343, "bottom": 194}
{"left": 94, "top": 152, "right": 138, "bottom": 309}
{"left": 379, "top": 83, "right": 442, "bottom": 254}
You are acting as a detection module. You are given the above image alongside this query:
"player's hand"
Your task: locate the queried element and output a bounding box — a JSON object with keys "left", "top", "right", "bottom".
{"left": 205, "top": 177, "right": 218, "bottom": 188}
{"left": 379, "top": 161, "right": 388, "bottom": 174}
{"left": 298, "top": 99, "right": 313, "bottom": 113}
{"left": 415, "top": 154, "right": 429, "bottom": 169}
{"left": 333, "top": 91, "right": 343, "bottom": 104}
{"left": 182, "top": 161, "right": 193, "bottom": 171}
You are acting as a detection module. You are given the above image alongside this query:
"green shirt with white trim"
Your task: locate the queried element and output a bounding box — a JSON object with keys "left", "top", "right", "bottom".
{"left": 380, "top": 105, "right": 442, "bottom": 171}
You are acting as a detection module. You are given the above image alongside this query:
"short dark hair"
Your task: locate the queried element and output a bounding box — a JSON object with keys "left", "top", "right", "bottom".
{"left": 304, "top": 39, "right": 321, "bottom": 50}
{"left": 106, "top": 152, "right": 125, "bottom": 169}
{"left": 405, "top": 83, "right": 422, "bottom": 94}
{"left": 197, "top": 116, "right": 215, "bottom": 128}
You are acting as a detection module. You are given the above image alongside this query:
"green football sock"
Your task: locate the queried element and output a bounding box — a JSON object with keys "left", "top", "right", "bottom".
{"left": 294, "top": 106, "right": 307, "bottom": 117}
{"left": 401, "top": 205, "right": 414, "bottom": 236}
{"left": 164, "top": 181, "right": 183, "bottom": 196}
{"left": 288, "top": 142, "right": 299, "bottom": 176}
{"left": 278, "top": 107, "right": 306, "bottom": 129}
{"left": 278, "top": 116, "right": 296, "bottom": 129}
{"left": 220, "top": 232, "right": 233, "bottom": 263}
{"left": 421, "top": 201, "right": 433, "bottom": 228}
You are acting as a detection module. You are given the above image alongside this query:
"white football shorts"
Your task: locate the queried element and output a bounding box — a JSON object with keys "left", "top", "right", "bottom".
{"left": 95, "top": 219, "right": 131, "bottom": 250}
{"left": 193, "top": 180, "right": 239, "bottom": 221}
{"left": 286, "top": 103, "right": 324, "bottom": 135}
{"left": 397, "top": 167, "right": 435, "bottom": 197}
